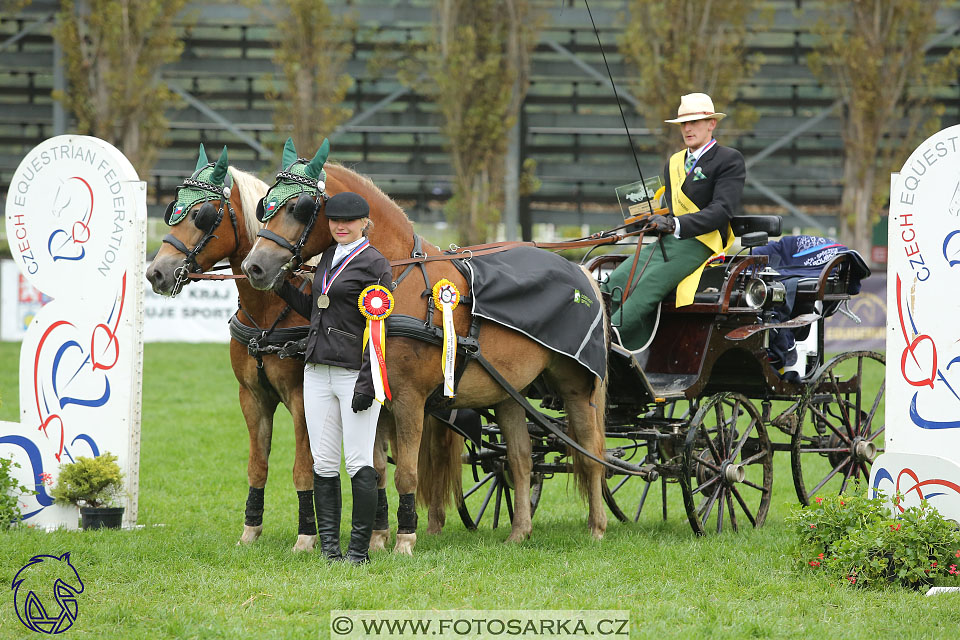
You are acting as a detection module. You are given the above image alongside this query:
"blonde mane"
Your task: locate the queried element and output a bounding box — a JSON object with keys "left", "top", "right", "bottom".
{"left": 228, "top": 166, "right": 268, "bottom": 245}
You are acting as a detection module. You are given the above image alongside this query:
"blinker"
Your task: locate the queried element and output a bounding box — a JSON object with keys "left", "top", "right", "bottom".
{"left": 163, "top": 201, "right": 176, "bottom": 225}
{"left": 194, "top": 202, "right": 218, "bottom": 232}
{"left": 255, "top": 198, "right": 266, "bottom": 222}
{"left": 292, "top": 194, "right": 317, "bottom": 225}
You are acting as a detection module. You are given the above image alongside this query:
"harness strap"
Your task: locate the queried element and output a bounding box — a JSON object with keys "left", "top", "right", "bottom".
{"left": 255, "top": 228, "right": 299, "bottom": 255}
{"left": 393, "top": 233, "right": 426, "bottom": 289}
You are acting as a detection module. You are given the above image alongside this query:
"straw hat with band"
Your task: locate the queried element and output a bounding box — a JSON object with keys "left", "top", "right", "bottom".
{"left": 664, "top": 93, "right": 727, "bottom": 124}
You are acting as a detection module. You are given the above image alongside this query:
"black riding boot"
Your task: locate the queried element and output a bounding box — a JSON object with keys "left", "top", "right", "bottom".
{"left": 313, "top": 473, "right": 342, "bottom": 561}
{"left": 346, "top": 466, "right": 379, "bottom": 565}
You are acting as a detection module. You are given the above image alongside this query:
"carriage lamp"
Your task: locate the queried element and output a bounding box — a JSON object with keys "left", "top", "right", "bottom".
{"left": 744, "top": 277, "right": 786, "bottom": 309}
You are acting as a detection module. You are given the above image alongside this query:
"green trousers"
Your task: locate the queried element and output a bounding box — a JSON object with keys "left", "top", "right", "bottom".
{"left": 601, "top": 235, "right": 713, "bottom": 350}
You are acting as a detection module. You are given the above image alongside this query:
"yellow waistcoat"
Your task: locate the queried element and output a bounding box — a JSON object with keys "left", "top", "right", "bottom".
{"left": 669, "top": 149, "right": 735, "bottom": 306}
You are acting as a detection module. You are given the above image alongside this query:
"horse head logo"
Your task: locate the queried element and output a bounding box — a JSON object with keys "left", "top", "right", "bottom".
{"left": 11, "top": 552, "right": 84, "bottom": 634}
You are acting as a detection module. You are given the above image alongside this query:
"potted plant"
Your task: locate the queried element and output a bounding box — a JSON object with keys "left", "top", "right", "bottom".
{"left": 51, "top": 453, "right": 125, "bottom": 530}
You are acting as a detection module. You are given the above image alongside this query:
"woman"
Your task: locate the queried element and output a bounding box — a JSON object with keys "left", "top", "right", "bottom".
{"left": 273, "top": 191, "right": 393, "bottom": 564}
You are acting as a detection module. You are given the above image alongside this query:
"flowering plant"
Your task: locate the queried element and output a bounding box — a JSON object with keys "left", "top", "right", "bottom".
{"left": 789, "top": 489, "right": 960, "bottom": 589}
{"left": 1, "top": 455, "right": 34, "bottom": 530}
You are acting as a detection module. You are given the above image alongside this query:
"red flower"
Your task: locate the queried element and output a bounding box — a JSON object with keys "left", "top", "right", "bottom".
{"left": 810, "top": 524, "right": 817, "bottom": 529}
{"left": 955, "top": 550, "right": 960, "bottom": 558}
{"left": 809, "top": 560, "right": 821, "bottom": 567}
{"left": 840, "top": 501, "right": 845, "bottom": 506}
{"left": 847, "top": 575, "right": 857, "bottom": 585}
{"left": 949, "top": 565, "right": 957, "bottom": 575}
{"left": 818, "top": 553, "right": 824, "bottom": 559}
{"left": 815, "top": 497, "right": 823, "bottom": 504}
{"left": 890, "top": 524, "right": 902, "bottom": 531}
{"left": 932, "top": 561, "right": 938, "bottom": 568}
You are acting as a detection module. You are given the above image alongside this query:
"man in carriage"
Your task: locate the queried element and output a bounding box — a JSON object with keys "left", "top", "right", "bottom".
{"left": 602, "top": 92, "right": 746, "bottom": 351}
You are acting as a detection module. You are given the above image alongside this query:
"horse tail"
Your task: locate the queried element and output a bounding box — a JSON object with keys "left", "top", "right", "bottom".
{"left": 416, "top": 414, "right": 463, "bottom": 512}
{"left": 569, "top": 267, "right": 610, "bottom": 499}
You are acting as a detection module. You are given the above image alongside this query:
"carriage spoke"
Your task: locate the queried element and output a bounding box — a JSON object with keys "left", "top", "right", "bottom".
{"left": 634, "top": 480, "right": 652, "bottom": 523}
{"left": 472, "top": 478, "right": 499, "bottom": 528}
{"left": 807, "top": 404, "right": 853, "bottom": 445}
{"left": 691, "top": 474, "right": 720, "bottom": 496}
{"left": 866, "top": 425, "right": 886, "bottom": 442}
{"left": 739, "top": 450, "right": 769, "bottom": 466}
{"left": 808, "top": 457, "right": 849, "bottom": 497}
{"left": 462, "top": 472, "right": 496, "bottom": 499}
{"left": 492, "top": 480, "right": 504, "bottom": 529}
{"left": 826, "top": 373, "right": 856, "bottom": 439}
{"left": 740, "top": 478, "right": 769, "bottom": 494}
{"left": 730, "top": 417, "right": 755, "bottom": 460}
{"left": 730, "top": 485, "right": 757, "bottom": 527}
{"left": 860, "top": 380, "right": 885, "bottom": 436}
{"left": 716, "top": 488, "right": 725, "bottom": 533}
{"left": 839, "top": 459, "right": 855, "bottom": 494}
{"left": 504, "top": 481, "right": 514, "bottom": 520}
{"left": 611, "top": 475, "right": 630, "bottom": 495}
{"left": 699, "top": 483, "right": 722, "bottom": 522}
{"left": 859, "top": 461, "right": 872, "bottom": 482}
{"left": 725, "top": 491, "right": 739, "bottom": 532}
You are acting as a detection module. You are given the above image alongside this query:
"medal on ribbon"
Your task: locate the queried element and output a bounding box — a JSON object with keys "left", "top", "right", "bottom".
{"left": 432, "top": 279, "right": 460, "bottom": 397}
{"left": 319, "top": 238, "right": 369, "bottom": 310}
{"left": 358, "top": 284, "right": 394, "bottom": 403}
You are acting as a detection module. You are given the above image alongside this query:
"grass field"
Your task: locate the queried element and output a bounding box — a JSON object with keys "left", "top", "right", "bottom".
{"left": 0, "top": 341, "right": 957, "bottom": 639}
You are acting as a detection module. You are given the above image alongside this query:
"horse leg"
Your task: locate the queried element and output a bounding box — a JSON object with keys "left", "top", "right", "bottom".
{"left": 419, "top": 413, "right": 465, "bottom": 535}
{"left": 390, "top": 397, "right": 426, "bottom": 555}
{"left": 545, "top": 361, "right": 608, "bottom": 540}
{"left": 495, "top": 399, "right": 534, "bottom": 543}
{"left": 370, "top": 411, "right": 394, "bottom": 552}
{"left": 238, "top": 384, "right": 277, "bottom": 545}
{"left": 287, "top": 382, "right": 318, "bottom": 552}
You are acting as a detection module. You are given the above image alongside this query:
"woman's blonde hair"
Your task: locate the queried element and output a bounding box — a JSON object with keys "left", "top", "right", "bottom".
{"left": 362, "top": 217, "right": 374, "bottom": 237}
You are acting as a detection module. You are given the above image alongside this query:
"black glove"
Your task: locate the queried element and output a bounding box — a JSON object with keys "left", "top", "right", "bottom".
{"left": 351, "top": 392, "right": 375, "bottom": 413}
{"left": 648, "top": 214, "right": 676, "bottom": 234}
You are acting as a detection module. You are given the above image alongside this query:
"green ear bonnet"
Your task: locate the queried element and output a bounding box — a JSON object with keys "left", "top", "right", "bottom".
{"left": 259, "top": 137, "right": 329, "bottom": 222}
{"left": 165, "top": 144, "right": 231, "bottom": 226}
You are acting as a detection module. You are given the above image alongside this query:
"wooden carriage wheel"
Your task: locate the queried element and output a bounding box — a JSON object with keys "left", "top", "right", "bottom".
{"left": 790, "top": 351, "right": 885, "bottom": 505}
{"left": 680, "top": 393, "right": 773, "bottom": 535}
{"left": 455, "top": 429, "right": 544, "bottom": 530}
{"left": 603, "top": 399, "right": 691, "bottom": 523}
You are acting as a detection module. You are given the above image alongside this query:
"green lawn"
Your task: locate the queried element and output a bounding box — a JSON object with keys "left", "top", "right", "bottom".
{"left": 0, "top": 341, "right": 956, "bottom": 639}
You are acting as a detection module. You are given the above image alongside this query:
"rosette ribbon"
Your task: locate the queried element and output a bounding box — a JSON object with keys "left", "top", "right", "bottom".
{"left": 358, "top": 284, "right": 394, "bottom": 403}
{"left": 432, "top": 279, "right": 461, "bottom": 397}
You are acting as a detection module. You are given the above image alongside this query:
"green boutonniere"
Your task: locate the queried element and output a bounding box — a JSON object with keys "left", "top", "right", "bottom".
{"left": 693, "top": 167, "right": 707, "bottom": 181}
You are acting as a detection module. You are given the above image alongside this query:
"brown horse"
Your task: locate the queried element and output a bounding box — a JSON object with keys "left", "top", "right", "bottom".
{"left": 241, "top": 162, "right": 609, "bottom": 553}
{"left": 146, "top": 152, "right": 317, "bottom": 551}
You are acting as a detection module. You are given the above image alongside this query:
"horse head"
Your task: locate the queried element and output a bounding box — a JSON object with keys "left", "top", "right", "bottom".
{"left": 12, "top": 552, "right": 84, "bottom": 633}
{"left": 147, "top": 144, "right": 252, "bottom": 296}
{"left": 242, "top": 137, "right": 337, "bottom": 290}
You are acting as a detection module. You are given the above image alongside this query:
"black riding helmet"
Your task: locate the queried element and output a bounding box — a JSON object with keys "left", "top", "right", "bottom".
{"left": 325, "top": 192, "right": 370, "bottom": 220}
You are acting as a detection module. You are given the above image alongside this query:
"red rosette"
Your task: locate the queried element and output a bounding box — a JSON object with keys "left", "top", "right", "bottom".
{"left": 358, "top": 284, "right": 394, "bottom": 320}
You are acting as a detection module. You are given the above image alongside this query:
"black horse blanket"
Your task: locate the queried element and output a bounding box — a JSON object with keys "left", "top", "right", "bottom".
{"left": 459, "top": 246, "right": 606, "bottom": 379}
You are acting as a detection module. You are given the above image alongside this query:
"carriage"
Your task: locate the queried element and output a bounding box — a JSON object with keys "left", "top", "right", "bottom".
{"left": 150, "top": 144, "right": 883, "bottom": 549}
{"left": 443, "top": 214, "right": 884, "bottom": 536}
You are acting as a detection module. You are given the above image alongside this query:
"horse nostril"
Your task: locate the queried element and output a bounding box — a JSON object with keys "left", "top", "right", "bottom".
{"left": 147, "top": 268, "right": 163, "bottom": 285}
{"left": 246, "top": 262, "right": 263, "bottom": 279}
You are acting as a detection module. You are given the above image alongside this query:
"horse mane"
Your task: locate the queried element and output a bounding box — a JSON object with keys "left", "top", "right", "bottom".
{"left": 228, "top": 166, "right": 268, "bottom": 245}
{"left": 325, "top": 163, "right": 415, "bottom": 233}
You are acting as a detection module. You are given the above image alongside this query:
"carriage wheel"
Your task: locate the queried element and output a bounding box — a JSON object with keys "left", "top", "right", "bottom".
{"left": 456, "top": 468, "right": 544, "bottom": 530}
{"left": 604, "top": 400, "right": 691, "bottom": 522}
{"left": 680, "top": 393, "right": 773, "bottom": 535}
{"left": 791, "top": 351, "right": 885, "bottom": 505}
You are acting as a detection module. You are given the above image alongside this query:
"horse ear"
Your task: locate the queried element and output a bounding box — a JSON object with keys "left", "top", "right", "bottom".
{"left": 304, "top": 138, "right": 329, "bottom": 180}
{"left": 195, "top": 143, "right": 208, "bottom": 172}
{"left": 211, "top": 146, "right": 228, "bottom": 186}
{"left": 281, "top": 137, "right": 297, "bottom": 168}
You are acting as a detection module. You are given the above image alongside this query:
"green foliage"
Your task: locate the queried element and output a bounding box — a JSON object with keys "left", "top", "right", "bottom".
{"left": 619, "top": 0, "right": 768, "bottom": 157}
{"left": 51, "top": 0, "right": 188, "bottom": 179}
{"left": 263, "top": 0, "right": 354, "bottom": 153}
{"left": 429, "top": 0, "right": 542, "bottom": 245}
{"left": 791, "top": 490, "right": 960, "bottom": 589}
{"left": 0, "top": 456, "right": 33, "bottom": 530}
{"left": 51, "top": 452, "right": 125, "bottom": 509}
{"left": 808, "top": 0, "right": 960, "bottom": 253}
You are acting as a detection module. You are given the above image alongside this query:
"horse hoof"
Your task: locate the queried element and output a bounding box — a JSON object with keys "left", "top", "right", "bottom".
{"left": 238, "top": 524, "right": 263, "bottom": 545}
{"left": 590, "top": 528, "right": 605, "bottom": 541}
{"left": 292, "top": 534, "right": 317, "bottom": 552}
{"left": 393, "top": 532, "right": 416, "bottom": 555}
{"left": 505, "top": 530, "right": 531, "bottom": 544}
{"left": 369, "top": 529, "right": 390, "bottom": 552}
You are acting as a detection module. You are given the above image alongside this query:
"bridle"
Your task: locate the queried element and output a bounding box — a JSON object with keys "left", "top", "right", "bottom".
{"left": 254, "top": 166, "right": 330, "bottom": 275}
{"left": 162, "top": 174, "right": 240, "bottom": 295}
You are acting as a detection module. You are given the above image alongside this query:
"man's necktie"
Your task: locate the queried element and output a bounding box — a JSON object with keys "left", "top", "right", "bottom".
{"left": 685, "top": 152, "right": 695, "bottom": 174}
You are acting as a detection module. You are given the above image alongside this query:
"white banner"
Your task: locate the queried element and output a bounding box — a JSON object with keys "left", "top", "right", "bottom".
{"left": 2, "top": 259, "right": 238, "bottom": 343}
{"left": 871, "top": 125, "right": 960, "bottom": 518}
{"left": 2, "top": 135, "right": 145, "bottom": 528}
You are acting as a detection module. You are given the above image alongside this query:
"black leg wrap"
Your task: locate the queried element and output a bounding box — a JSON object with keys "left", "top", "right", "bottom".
{"left": 397, "top": 492, "right": 418, "bottom": 535}
{"left": 297, "top": 490, "right": 317, "bottom": 536}
{"left": 374, "top": 488, "right": 389, "bottom": 531}
{"left": 244, "top": 486, "right": 265, "bottom": 527}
